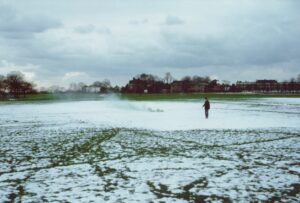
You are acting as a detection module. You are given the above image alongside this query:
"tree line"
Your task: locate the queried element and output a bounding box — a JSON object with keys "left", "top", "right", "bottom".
{"left": 1, "top": 71, "right": 300, "bottom": 98}
{"left": 0, "top": 71, "right": 36, "bottom": 98}
{"left": 45, "top": 79, "right": 120, "bottom": 93}
{"left": 121, "top": 72, "right": 300, "bottom": 93}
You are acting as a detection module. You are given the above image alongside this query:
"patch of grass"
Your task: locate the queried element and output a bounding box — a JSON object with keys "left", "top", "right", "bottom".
{"left": 147, "top": 181, "right": 172, "bottom": 199}
{"left": 1, "top": 92, "right": 300, "bottom": 103}
{"left": 147, "top": 178, "right": 231, "bottom": 202}
{"left": 183, "top": 177, "right": 208, "bottom": 191}
{"left": 49, "top": 129, "right": 119, "bottom": 166}
{"left": 121, "top": 93, "right": 300, "bottom": 101}
{"left": 135, "top": 146, "right": 172, "bottom": 157}
{"left": 104, "top": 179, "right": 118, "bottom": 192}
{"left": 116, "top": 171, "right": 132, "bottom": 181}
{"left": 94, "top": 165, "right": 117, "bottom": 177}
{"left": 0, "top": 93, "right": 105, "bottom": 103}
{"left": 0, "top": 93, "right": 56, "bottom": 102}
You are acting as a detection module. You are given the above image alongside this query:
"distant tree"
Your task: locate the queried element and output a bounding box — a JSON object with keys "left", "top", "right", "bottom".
{"left": 191, "top": 75, "right": 211, "bottom": 83}
{"left": 0, "top": 75, "right": 6, "bottom": 97}
{"left": 102, "top": 79, "right": 111, "bottom": 88}
{"left": 4, "top": 71, "right": 36, "bottom": 97}
{"left": 181, "top": 76, "right": 192, "bottom": 92}
{"left": 164, "top": 72, "right": 174, "bottom": 84}
{"left": 21, "top": 81, "right": 35, "bottom": 96}
{"left": 204, "top": 76, "right": 211, "bottom": 83}
{"left": 222, "top": 80, "right": 231, "bottom": 85}
{"left": 77, "top": 82, "right": 86, "bottom": 92}
{"left": 136, "top": 73, "right": 159, "bottom": 82}
{"left": 182, "top": 76, "right": 191, "bottom": 82}
{"left": 39, "top": 87, "right": 49, "bottom": 93}
{"left": 290, "top": 78, "right": 295, "bottom": 83}
{"left": 210, "top": 79, "right": 218, "bottom": 86}
{"left": 112, "top": 85, "right": 120, "bottom": 92}
{"left": 98, "top": 79, "right": 110, "bottom": 93}
{"left": 93, "top": 81, "right": 102, "bottom": 87}
{"left": 5, "top": 71, "right": 25, "bottom": 97}
{"left": 297, "top": 74, "right": 300, "bottom": 82}
{"left": 192, "top": 76, "right": 202, "bottom": 83}
{"left": 68, "top": 82, "right": 86, "bottom": 92}
{"left": 69, "top": 82, "right": 78, "bottom": 92}
{"left": 48, "top": 85, "right": 66, "bottom": 93}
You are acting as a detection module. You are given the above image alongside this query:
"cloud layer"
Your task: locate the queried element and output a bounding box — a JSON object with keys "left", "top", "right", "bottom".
{"left": 0, "top": 0, "right": 299, "bottom": 87}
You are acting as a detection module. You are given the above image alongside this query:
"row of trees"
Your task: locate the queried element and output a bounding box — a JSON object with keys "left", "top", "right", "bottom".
{"left": 45, "top": 79, "right": 120, "bottom": 93}
{"left": 122, "top": 73, "right": 300, "bottom": 93}
{"left": 1, "top": 71, "right": 299, "bottom": 97}
{"left": 0, "top": 72, "right": 36, "bottom": 98}
{"left": 121, "top": 73, "right": 215, "bottom": 93}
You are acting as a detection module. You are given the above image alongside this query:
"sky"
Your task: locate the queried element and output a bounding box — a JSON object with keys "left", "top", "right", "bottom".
{"left": 0, "top": 0, "right": 299, "bottom": 88}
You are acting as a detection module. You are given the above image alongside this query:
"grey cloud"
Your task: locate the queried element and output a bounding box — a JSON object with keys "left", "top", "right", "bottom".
{"left": 96, "top": 27, "right": 111, "bottom": 35}
{"left": 157, "top": 17, "right": 300, "bottom": 68}
{"left": 164, "top": 16, "right": 184, "bottom": 25}
{"left": 1, "top": 0, "right": 300, "bottom": 86}
{"left": 0, "top": 4, "right": 62, "bottom": 35}
{"left": 0, "top": 16, "right": 61, "bottom": 33}
{"left": 74, "top": 24, "right": 95, "bottom": 34}
{"left": 74, "top": 24, "right": 110, "bottom": 34}
{"left": 129, "top": 19, "right": 149, "bottom": 25}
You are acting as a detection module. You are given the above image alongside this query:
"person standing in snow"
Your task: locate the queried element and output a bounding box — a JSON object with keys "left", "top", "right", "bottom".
{"left": 203, "top": 97, "right": 210, "bottom": 119}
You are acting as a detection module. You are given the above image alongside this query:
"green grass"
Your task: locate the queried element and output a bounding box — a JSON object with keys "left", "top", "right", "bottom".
{"left": 0, "top": 92, "right": 300, "bottom": 103}
{"left": 0, "top": 93, "right": 56, "bottom": 102}
{"left": 0, "top": 93, "right": 105, "bottom": 103}
{"left": 120, "top": 92, "right": 300, "bottom": 101}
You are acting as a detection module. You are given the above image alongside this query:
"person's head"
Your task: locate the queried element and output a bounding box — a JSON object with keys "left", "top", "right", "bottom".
{"left": 205, "top": 97, "right": 208, "bottom": 100}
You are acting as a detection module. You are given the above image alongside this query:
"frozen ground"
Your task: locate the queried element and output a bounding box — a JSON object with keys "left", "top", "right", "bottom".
{"left": 0, "top": 98, "right": 300, "bottom": 202}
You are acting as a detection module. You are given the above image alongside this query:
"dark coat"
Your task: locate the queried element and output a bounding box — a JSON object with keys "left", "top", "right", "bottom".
{"left": 203, "top": 100, "right": 210, "bottom": 110}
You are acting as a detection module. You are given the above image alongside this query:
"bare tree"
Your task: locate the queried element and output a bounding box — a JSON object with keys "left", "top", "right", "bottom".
{"left": 222, "top": 80, "right": 231, "bottom": 85}
{"left": 164, "top": 72, "right": 174, "bottom": 84}
{"left": 137, "top": 73, "right": 157, "bottom": 81}
{"left": 182, "top": 76, "right": 191, "bottom": 81}
{"left": 102, "top": 79, "right": 111, "bottom": 88}
{"left": 48, "top": 85, "right": 66, "bottom": 93}
{"left": 69, "top": 82, "right": 78, "bottom": 92}
{"left": 0, "top": 75, "right": 6, "bottom": 96}
{"left": 21, "top": 82, "right": 35, "bottom": 96}
{"left": 93, "top": 81, "right": 102, "bottom": 87}
{"left": 100, "top": 79, "right": 111, "bottom": 93}
{"left": 77, "top": 82, "right": 86, "bottom": 92}
{"left": 5, "top": 71, "right": 25, "bottom": 97}
{"left": 4, "top": 71, "right": 36, "bottom": 97}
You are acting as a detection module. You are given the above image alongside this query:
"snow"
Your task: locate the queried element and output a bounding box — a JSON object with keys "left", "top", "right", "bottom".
{"left": 0, "top": 98, "right": 299, "bottom": 202}
{"left": 0, "top": 98, "right": 299, "bottom": 130}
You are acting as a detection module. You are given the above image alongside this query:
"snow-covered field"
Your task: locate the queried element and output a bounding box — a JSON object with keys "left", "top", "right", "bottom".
{"left": 0, "top": 98, "right": 300, "bottom": 202}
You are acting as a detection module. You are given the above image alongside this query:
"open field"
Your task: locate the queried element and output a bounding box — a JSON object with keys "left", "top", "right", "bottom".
{"left": 0, "top": 98, "right": 300, "bottom": 202}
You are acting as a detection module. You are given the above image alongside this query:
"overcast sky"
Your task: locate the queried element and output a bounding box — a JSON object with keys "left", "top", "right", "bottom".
{"left": 0, "top": 0, "right": 299, "bottom": 87}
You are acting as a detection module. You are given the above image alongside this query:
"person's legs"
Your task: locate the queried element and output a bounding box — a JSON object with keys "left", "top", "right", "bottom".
{"left": 205, "top": 110, "right": 209, "bottom": 118}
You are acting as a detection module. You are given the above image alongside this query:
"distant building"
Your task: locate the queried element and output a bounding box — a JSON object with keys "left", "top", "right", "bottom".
{"left": 236, "top": 80, "right": 280, "bottom": 92}
{"left": 255, "top": 80, "right": 278, "bottom": 91}
{"left": 205, "top": 80, "right": 224, "bottom": 92}
{"left": 122, "top": 73, "right": 300, "bottom": 94}
{"left": 170, "top": 81, "right": 183, "bottom": 93}
{"left": 170, "top": 81, "right": 207, "bottom": 93}
{"left": 189, "top": 82, "right": 207, "bottom": 92}
{"left": 236, "top": 81, "right": 256, "bottom": 91}
{"left": 124, "top": 79, "right": 147, "bottom": 93}
{"left": 123, "top": 76, "right": 167, "bottom": 93}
